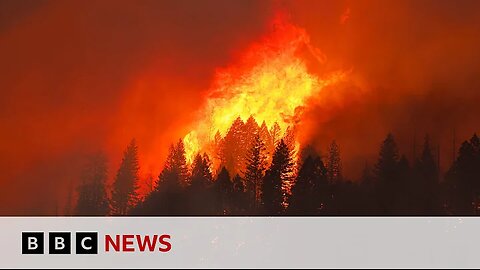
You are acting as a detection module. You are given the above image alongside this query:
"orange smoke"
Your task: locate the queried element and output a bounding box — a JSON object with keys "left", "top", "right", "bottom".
{"left": 183, "top": 14, "right": 345, "bottom": 164}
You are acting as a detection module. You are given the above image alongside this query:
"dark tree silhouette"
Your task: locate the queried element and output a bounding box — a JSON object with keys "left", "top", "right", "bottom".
{"left": 327, "top": 140, "right": 342, "bottom": 183}
{"left": 262, "top": 139, "right": 294, "bottom": 215}
{"left": 111, "top": 139, "right": 140, "bottom": 215}
{"left": 231, "top": 174, "right": 247, "bottom": 214}
{"left": 157, "top": 140, "right": 189, "bottom": 190}
{"left": 144, "top": 171, "right": 155, "bottom": 194}
{"left": 289, "top": 153, "right": 328, "bottom": 215}
{"left": 115, "top": 120, "right": 480, "bottom": 216}
{"left": 376, "top": 134, "right": 400, "bottom": 181}
{"left": 214, "top": 167, "right": 233, "bottom": 215}
{"left": 190, "top": 153, "right": 213, "bottom": 189}
{"left": 299, "top": 144, "right": 319, "bottom": 162}
{"left": 133, "top": 140, "right": 190, "bottom": 216}
{"left": 75, "top": 153, "right": 110, "bottom": 216}
{"left": 186, "top": 153, "right": 215, "bottom": 215}
{"left": 396, "top": 154, "right": 412, "bottom": 214}
{"left": 410, "top": 136, "right": 441, "bottom": 214}
{"left": 222, "top": 117, "right": 246, "bottom": 176}
{"left": 445, "top": 134, "right": 480, "bottom": 214}
{"left": 375, "top": 133, "right": 401, "bottom": 214}
{"left": 359, "top": 162, "right": 377, "bottom": 214}
{"left": 244, "top": 133, "right": 267, "bottom": 212}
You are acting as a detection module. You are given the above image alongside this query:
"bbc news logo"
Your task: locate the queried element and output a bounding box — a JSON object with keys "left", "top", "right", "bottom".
{"left": 22, "top": 232, "right": 98, "bottom": 254}
{"left": 22, "top": 232, "right": 171, "bottom": 254}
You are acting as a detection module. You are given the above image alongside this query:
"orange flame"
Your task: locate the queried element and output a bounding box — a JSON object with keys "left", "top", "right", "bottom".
{"left": 183, "top": 15, "right": 345, "bottom": 165}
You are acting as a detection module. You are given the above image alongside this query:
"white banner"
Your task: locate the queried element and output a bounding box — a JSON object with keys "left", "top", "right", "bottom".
{"left": 1, "top": 217, "right": 478, "bottom": 268}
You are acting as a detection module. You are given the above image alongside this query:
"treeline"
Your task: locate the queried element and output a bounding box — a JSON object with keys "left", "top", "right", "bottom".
{"left": 74, "top": 140, "right": 140, "bottom": 216}
{"left": 72, "top": 117, "right": 480, "bottom": 216}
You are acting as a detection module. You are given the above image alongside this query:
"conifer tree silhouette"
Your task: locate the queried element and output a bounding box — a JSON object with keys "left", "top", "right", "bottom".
{"left": 232, "top": 174, "right": 247, "bottom": 214}
{"left": 222, "top": 117, "right": 246, "bottom": 176}
{"left": 262, "top": 139, "right": 294, "bottom": 215}
{"left": 244, "top": 116, "right": 260, "bottom": 151}
{"left": 111, "top": 139, "right": 140, "bottom": 215}
{"left": 157, "top": 139, "right": 189, "bottom": 190}
{"left": 411, "top": 136, "right": 440, "bottom": 214}
{"left": 395, "top": 154, "right": 411, "bottom": 214}
{"left": 259, "top": 121, "right": 273, "bottom": 157}
{"left": 75, "top": 153, "right": 110, "bottom": 216}
{"left": 186, "top": 153, "right": 215, "bottom": 215}
{"left": 375, "top": 133, "right": 400, "bottom": 214}
{"left": 128, "top": 125, "right": 480, "bottom": 216}
{"left": 289, "top": 153, "right": 328, "bottom": 215}
{"left": 445, "top": 134, "right": 480, "bottom": 214}
{"left": 215, "top": 167, "right": 233, "bottom": 215}
{"left": 359, "top": 162, "right": 377, "bottom": 214}
{"left": 244, "top": 133, "right": 268, "bottom": 212}
{"left": 269, "top": 122, "right": 282, "bottom": 150}
{"left": 214, "top": 130, "right": 225, "bottom": 165}
{"left": 134, "top": 139, "right": 190, "bottom": 216}
{"left": 190, "top": 153, "right": 213, "bottom": 189}
{"left": 327, "top": 140, "right": 342, "bottom": 183}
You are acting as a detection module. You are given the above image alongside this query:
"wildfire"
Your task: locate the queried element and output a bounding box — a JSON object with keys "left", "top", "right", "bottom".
{"left": 183, "top": 15, "right": 345, "bottom": 166}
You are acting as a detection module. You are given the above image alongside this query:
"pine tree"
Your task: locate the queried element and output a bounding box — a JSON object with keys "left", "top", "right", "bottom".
{"left": 232, "top": 174, "right": 247, "bottom": 214}
{"left": 244, "top": 133, "right": 268, "bottom": 212}
{"left": 111, "top": 139, "right": 140, "bottom": 215}
{"left": 283, "top": 126, "right": 296, "bottom": 152}
{"left": 222, "top": 117, "right": 245, "bottom": 176}
{"left": 472, "top": 134, "right": 480, "bottom": 206}
{"left": 289, "top": 154, "right": 328, "bottom": 215}
{"left": 445, "top": 134, "right": 480, "bottom": 214}
{"left": 311, "top": 156, "right": 329, "bottom": 213}
{"left": 214, "top": 130, "right": 225, "bottom": 165}
{"left": 396, "top": 154, "right": 411, "bottom": 213}
{"left": 190, "top": 153, "right": 213, "bottom": 189}
{"left": 133, "top": 139, "right": 190, "bottom": 215}
{"left": 244, "top": 116, "right": 260, "bottom": 150}
{"left": 214, "top": 167, "right": 233, "bottom": 214}
{"left": 157, "top": 139, "right": 189, "bottom": 191}
{"left": 144, "top": 171, "right": 155, "bottom": 194}
{"left": 418, "top": 136, "right": 438, "bottom": 181}
{"left": 376, "top": 134, "right": 400, "bottom": 182}
{"left": 360, "top": 162, "right": 376, "bottom": 214}
{"left": 327, "top": 140, "right": 342, "bottom": 183}
{"left": 173, "top": 139, "right": 189, "bottom": 187}
{"left": 259, "top": 121, "right": 272, "bottom": 156}
{"left": 75, "top": 153, "right": 110, "bottom": 216}
{"left": 471, "top": 133, "right": 480, "bottom": 154}
{"left": 412, "top": 136, "right": 440, "bottom": 214}
{"left": 269, "top": 122, "right": 282, "bottom": 149}
{"left": 186, "top": 153, "right": 214, "bottom": 215}
{"left": 262, "top": 139, "right": 294, "bottom": 215}
{"left": 300, "top": 144, "right": 318, "bottom": 163}
{"left": 281, "top": 127, "right": 297, "bottom": 202}
{"left": 375, "top": 133, "right": 401, "bottom": 214}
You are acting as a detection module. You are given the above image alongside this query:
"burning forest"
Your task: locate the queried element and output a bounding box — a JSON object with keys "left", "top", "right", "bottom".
{"left": 73, "top": 14, "right": 480, "bottom": 216}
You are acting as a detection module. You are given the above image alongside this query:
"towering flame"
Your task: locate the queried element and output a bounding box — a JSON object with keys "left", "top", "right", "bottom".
{"left": 183, "top": 15, "right": 345, "bottom": 165}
